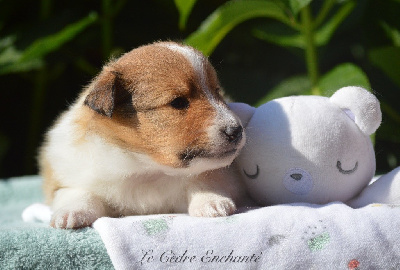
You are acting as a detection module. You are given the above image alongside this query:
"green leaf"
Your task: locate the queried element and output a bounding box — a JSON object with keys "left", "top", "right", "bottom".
{"left": 174, "top": 0, "right": 198, "bottom": 30}
{"left": 185, "top": 0, "right": 294, "bottom": 55}
{"left": 253, "top": 24, "right": 305, "bottom": 48}
{"left": 315, "top": 0, "right": 355, "bottom": 46}
{"left": 255, "top": 75, "right": 311, "bottom": 106}
{"left": 369, "top": 46, "right": 400, "bottom": 87}
{"left": 318, "top": 63, "right": 370, "bottom": 96}
{"left": 0, "top": 58, "right": 43, "bottom": 75}
{"left": 0, "top": 45, "right": 44, "bottom": 74}
{"left": 0, "top": 46, "right": 20, "bottom": 64}
{"left": 253, "top": 0, "right": 355, "bottom": 49}
{"left": 381, "top": 22, "right": 400, "bottom": 47}
{"left": 19, "top": 12, "right": 98, "bottom": 62}
{"left": 255, "top": 63, "right": 369, "bottom": 106}
{"left": 0, "top": 36, "right": 16, "bottom": 51}
{"left": 0, "top": 12, "right": 98, "bottom": 75}
{"left": 288, "top": 0, "right": 313, "bottom": 15}
{"left": 279, "top": 0, "right": 314, "bottom": 16}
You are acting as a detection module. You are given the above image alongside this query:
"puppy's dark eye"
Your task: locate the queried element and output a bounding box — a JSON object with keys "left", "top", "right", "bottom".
{"left": 170, "top": 97, "right": 189, "bottom": 110}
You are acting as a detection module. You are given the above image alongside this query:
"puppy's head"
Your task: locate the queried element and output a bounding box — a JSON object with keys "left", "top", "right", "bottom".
{"left": 82, "top": 42, "right": 244, "bottom": 174}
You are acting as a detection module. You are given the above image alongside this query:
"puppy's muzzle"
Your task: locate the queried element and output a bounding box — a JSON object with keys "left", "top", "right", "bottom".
{"left": 222, "top": 125, "right": 243, "bottom": 145}
{"left": 179, "top": 124, "right": 243, "bottom": 164}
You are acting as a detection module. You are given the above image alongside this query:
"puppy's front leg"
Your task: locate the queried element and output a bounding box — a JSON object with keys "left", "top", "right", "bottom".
{"left": 188, "top": 168, "right": 240, "bottom": 217}
{"left": 50, "top": 188, "right": 107, "bottom": 229}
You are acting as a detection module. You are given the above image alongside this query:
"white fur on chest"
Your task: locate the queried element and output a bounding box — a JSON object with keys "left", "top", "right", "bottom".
{"left": 46, "top": 108, "right": 190, "bottom": 214}
{"left": 102, "top": 173, "right": 189, "bottom": 215}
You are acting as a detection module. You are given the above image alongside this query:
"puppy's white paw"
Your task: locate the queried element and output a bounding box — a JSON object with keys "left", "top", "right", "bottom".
{"left": 50, "top": 209, "right": 100, "bottom": 229}
{"left": 189, "top": 194, "right": 236, "bottom": 217}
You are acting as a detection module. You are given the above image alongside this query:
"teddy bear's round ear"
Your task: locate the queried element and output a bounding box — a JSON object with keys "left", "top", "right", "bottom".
{"left": 228, "top": 102, "right": 256, "bottom": 128}
{"left": 330, "top": 86, "right": 382, "bottom": 135}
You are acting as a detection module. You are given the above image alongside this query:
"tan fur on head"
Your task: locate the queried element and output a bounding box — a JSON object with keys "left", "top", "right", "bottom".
{"left": 39, "top": 42, "right": 246, "bottom": 229}
{"left": 80, "top": 43, "right": 237, "bottom": 168}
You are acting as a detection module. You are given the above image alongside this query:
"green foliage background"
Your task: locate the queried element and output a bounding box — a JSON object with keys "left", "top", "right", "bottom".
{"left": 0, "top": 0, "right": 399, "bottom": 177}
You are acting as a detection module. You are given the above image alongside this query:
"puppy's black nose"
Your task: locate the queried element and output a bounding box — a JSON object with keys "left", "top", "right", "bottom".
{"left": 222, "top": 125, "right": 243, "bottom": 143}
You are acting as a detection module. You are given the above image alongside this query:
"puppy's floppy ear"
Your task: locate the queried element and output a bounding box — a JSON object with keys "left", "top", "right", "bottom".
{"left": 84, "top": 69, "right": 119, "bottom": 118}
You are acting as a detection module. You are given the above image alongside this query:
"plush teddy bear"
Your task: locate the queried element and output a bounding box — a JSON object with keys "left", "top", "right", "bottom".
{"left": 229, "top": 86, "right": 399, "bottom": 206}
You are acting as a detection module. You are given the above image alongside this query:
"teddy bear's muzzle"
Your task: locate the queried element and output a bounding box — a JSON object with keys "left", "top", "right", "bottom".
{"left": 283, "top": 168, "right": 314, "bottom": 196}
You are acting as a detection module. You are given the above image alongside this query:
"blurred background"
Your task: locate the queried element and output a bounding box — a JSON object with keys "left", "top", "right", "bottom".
{"left": 0, "top": 0, "right": 399, "bottom": 178}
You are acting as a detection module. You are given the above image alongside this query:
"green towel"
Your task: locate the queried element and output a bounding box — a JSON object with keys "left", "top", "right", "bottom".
{"left": 0, "top": 176, "right": 113, "bottom": 270}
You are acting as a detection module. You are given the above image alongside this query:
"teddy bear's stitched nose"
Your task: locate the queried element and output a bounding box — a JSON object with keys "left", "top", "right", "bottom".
{"left": 284, "top": 168, "right": 313, "bottom": 195}
{"left": 290, "top": 173, "right": 303, "bottom": 181}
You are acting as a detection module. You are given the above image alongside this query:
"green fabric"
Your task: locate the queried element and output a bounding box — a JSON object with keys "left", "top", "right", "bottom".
{"left": 0, "top": 176, "right": 114, "bottom": 270}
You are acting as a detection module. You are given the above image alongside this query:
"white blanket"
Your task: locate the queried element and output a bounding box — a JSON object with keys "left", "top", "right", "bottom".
{"left": 92, "top": 202, "right": 400, "bottom": 269}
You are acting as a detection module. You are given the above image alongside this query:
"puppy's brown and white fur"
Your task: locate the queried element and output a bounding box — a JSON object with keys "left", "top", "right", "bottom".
{"left": 39, "top": 42, "right": 245, "bottom": 229}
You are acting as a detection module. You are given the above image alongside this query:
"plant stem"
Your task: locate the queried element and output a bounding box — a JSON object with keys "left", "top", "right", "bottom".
{"left": 301, "top": 5, "right": 320, "bottom": 95}
{"left": 314, "top": 0, "right": 336, "bottom": 28}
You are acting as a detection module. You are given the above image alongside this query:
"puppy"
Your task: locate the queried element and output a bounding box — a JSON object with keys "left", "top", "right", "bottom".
{"left": 39, "top": 41, "right": 246, "bottom": 229}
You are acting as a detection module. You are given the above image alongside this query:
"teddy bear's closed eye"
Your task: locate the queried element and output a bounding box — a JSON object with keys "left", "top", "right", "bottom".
{"left": 243, "top": 165, "right": 260, "bottom": 179}
{"left": 336, "top": 161, "right": 358, "bottom": 175}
